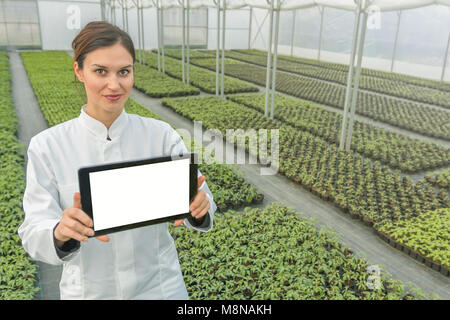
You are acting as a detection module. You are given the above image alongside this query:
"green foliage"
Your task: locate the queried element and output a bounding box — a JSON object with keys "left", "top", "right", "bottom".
{"left": 190, "top": 51, "right": 450, "bottom": 140}
{"left": 0, "top": 51, "right": 39, "bottom": 299}
{"left": 227, "top": 92, "right": 450, "bottom": 173}
{"left": 134, "top": 62, "right": 200, "bottom": 97}
{"left": 214, "top": 49, "right": 450, "bottom": 108}
{"left": 161, "top": 95, "right": 450, "bottom": 270}
{"left": 171, "top": 203, "right": 436, "bottom": 300}
{"left": 233, "top": 49, "right": 450, "bottom": 93}
{"left": 140, "top": 50, "right": 259, "bottom": 95}
{"left": 376, "top": 208, "right": 450, "bottom": 268}
{"left": 425, "top": 170, "right": 450, "bottom": 193}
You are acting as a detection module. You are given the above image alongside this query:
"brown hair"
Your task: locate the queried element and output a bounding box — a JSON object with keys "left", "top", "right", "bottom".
{"left": 72, "top": 21, "right": 135, "bottom": 100}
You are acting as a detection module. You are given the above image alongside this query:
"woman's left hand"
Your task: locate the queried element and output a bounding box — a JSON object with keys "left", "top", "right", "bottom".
{"left": 174, "top": 176, "right": 210, "bottom": 226}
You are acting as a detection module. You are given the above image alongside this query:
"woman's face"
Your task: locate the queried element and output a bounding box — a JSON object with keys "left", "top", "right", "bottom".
{"left": 74, "top": 42, "right": 134, "bottom": 116}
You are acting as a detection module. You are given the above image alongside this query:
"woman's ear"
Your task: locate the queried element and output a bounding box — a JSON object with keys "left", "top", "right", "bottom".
{"left": 73, "top": 61, "right": 84, "bottom": 82}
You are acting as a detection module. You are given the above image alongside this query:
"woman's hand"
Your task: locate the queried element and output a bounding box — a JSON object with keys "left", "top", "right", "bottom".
{"left": 174, "top": 176, "right": 210, "bottom": 227}
{"left": 54, "top": 192, "right": 109, "bottom": 248}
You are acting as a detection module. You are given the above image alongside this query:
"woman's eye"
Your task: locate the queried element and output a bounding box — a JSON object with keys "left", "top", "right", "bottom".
{"left": 119, "top": 69, "right": 129, "bottom": 76}
{"left": 96, "top": 69, "right": 106, "bottom": 75}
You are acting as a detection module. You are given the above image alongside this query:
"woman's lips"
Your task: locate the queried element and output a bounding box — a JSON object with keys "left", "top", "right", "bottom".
{"left": 104, "top": 94, "right": 122, "bottom": 101}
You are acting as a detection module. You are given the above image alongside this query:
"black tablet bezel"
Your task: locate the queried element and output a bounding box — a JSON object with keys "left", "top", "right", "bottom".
{"left": 78, "top": 152, "right": 198, "bottom": 237}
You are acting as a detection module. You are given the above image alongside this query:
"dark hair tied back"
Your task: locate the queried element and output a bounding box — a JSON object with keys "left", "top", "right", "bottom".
{"left": 72, "top": 21, "right": 135, "bottom": 70}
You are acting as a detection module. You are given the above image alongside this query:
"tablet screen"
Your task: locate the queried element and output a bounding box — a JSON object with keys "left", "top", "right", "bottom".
{"left": 88, "top": 157, "right": 190, "bottom": 231}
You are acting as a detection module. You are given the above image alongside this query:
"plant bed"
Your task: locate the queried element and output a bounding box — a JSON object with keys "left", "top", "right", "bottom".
{"left": 141, "top": 50, "right": 259, "bottom": 95}
{"left": 161, "top": 95, "right": 450, "bottom": 276}
{"left": 375, "top": 208, "right": 450, "bottom": 274}
{"left": 0, "top": 52, "right": 39, "bottom": 299}
{"left": 170, "top": 203, "right": 439, "bottom": 299}
{"left": 227, "top": 92, "right": 450, "bottom": 173}
{"left": 134, "top": 62, "right": 200, "bottom": 98}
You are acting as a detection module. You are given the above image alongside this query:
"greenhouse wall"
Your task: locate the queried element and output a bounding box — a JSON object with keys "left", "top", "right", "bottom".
{"left": 207, "top": 7, "right": 250, "bottom": 50}
{"left": 250, "top": 4, "right": 450, "bottom": 81}
{"left": 6, "top": 1, "right": 448, "bottom": 81}
{"left": 37, "top": 0, "right": 101, "bottom": 50}
{"left": 0, "top": 0, "right": 41, "bottom": 48}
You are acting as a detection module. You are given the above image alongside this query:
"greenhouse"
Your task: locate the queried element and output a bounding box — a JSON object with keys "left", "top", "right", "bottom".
{"left": 0, "top": 0, "right": 449, "bottom": 301}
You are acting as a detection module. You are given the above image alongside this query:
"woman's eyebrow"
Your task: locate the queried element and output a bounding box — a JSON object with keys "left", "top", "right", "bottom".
{"left": 91, "top": 64, "right": 132, "bottom": 69}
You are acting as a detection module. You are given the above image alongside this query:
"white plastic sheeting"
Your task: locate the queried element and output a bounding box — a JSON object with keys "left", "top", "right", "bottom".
{"left": 107, "top": 0, "right": 450, "bottom": 11}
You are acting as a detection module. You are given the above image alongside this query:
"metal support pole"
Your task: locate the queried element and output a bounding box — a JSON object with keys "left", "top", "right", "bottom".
{"left": 35, "top": 0, "right": 43, "bottom": 49}
{"left": 290, "top": 9, "right": 296, "bottom": 56}
{"left": 264, "top": 1, "right": 274, "bottom": 117}
{"left": 136, "top": 0, "right": 142, "bottom": 64}
{"left": 339, "top": 0, "right": 362, "bottom": 150}
{"left": 125, "top": 4, "right": 129, "bottom": 32}
{"left": 345, "top": 10, "right": 368, "bottom": 152}
{"left": 441, "top": 31, "right": 450, "bottom": 82}
{"left": 100, "top": 0, "right": 105, "bottom": 21}
{"left": 187, "top": 0, "right": 190, "bottom": 85}
{"left": 270, "top": 1, "right": 280, "bottom": 119}
{"left": 156, "top": 2, "right": 161, "bottom": 70}
{"left": 220, "top": 0, "right": 226, "bottom": 97}
{"left": 140, "top": 1, "right": 145, "bottom": 65}
{"left": 206, "top": 8, "right": 209, "bottom": 49}
{"left": 161, "top": 2, "right": 166, "bottom": 74}
{"left": 112, "top": 0, "right": 116, "bottom": 25}
{"left": 215, "top": 0, "right": 220, "bottom": 96}
{"left": 317, "top": 6, "right": 324, "bottom": 61}
{"left": 122, "top": 0, "right": 126, "bottom": 30}
{"left": 391, "top": 10, "right": 401, "bottom": 73}
{"left": 110, "top": 1, "right": 113, "bottom": 24}
{"left": 181, "top": 0, "right": 186, "bottom": 83}
{"left": 248, "top": 7, "right": 252, "bottom": 49}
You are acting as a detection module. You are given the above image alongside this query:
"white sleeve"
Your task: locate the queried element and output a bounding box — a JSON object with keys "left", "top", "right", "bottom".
{"left": 166, "top": 126, "right": 216, "bottom": 233}
{"left": 18, "top": 137, "right": 78, "bottom": 265}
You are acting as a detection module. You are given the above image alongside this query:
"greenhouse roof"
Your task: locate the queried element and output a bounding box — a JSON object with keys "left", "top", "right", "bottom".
{"left": 108, "top": 0, "right": 450, "bottom": 12}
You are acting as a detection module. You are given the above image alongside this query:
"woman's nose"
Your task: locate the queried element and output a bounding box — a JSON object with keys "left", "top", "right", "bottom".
{"left": 107, "top": 75, "right": 121, "bottom": 91}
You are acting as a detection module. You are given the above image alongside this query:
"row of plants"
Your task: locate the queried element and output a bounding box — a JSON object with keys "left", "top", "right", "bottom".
{"left": 139, "top": 50, "right": 259, "bottom": 95}
{"left": 170, "top": 202, "right": 438, "bottom": 299}
{"left": 20, "top": 50, "right": 264, "bottom": 217}
{"left": 227, "top": 92, "right": 449, "bottom": 173}
{"left": 133, "top": 62, "right": 200, "bottom": 97}
{"left": 0, "top": 51, "right": 39, "bottom": 299}
{"left": 161, "top": 95, "right": 450, "bottom": 273}
{"left": 375, "top": 208, "right": 449, "bottom": 277}
{"left": 213, "top": 49, "right": 450, "bottom": 109}
{"left": 424, "top": 170, "right": 450, "bottom": 193}
{"left": 232, "top": 49, "right": 450, "bottom": 93}
{"left": 187, "top": 56, "right": 450, "bottom": 141}
{"left": 153, "top": 48, "right": 217, "bottom": 60}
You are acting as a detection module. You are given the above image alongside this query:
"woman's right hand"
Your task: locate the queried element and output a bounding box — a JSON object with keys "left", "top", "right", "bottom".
{"left": 54, "top": 192, "right": 109, "bottom": 247}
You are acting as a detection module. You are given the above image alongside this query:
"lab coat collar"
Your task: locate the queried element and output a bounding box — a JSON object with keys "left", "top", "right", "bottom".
{"left": 78, "top": 104, "right": 128, "bottom": 141}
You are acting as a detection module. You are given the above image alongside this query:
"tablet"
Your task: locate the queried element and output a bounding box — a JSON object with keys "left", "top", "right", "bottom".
{"left": 78, "top": 152, "right": 198, "bottom": 237}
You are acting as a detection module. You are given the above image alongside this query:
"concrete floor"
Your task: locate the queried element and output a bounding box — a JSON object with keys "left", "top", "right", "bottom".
{"left": 10, "top": 49, "right": 450, "bottom": 300}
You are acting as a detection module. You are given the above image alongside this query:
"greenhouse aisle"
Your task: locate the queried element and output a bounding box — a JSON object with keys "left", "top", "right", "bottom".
{"left": 9, "top": 51, "right": 63, "bottom": 300}
{"left": 130, "top": 88, "right": 450, "bottom": 300}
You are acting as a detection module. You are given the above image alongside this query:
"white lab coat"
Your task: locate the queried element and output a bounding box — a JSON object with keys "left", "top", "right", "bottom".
{"left": 18, "top": 105, "right": 216, "bottom": 299}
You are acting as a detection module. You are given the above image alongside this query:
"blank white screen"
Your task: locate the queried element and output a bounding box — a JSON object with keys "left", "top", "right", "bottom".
{"left": 89, "top": 158, "right": 190, "bottom": 231}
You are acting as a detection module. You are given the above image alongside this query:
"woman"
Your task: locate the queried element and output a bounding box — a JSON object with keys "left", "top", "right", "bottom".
{"left": 18, "top": 21, "right": 216, "bottom": 299}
